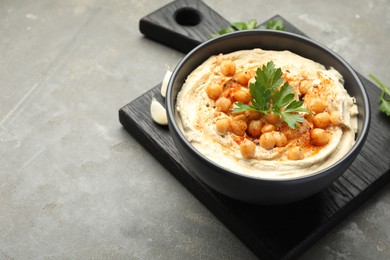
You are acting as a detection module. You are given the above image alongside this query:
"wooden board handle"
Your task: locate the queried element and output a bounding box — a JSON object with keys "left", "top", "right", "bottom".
{"left": 139, "top": 0, "right": 231, "bottom": 53}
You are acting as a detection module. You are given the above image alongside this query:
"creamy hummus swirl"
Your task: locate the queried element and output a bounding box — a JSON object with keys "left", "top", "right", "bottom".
{"left": 176, "top": 49, "right": 357, "bottom": 179}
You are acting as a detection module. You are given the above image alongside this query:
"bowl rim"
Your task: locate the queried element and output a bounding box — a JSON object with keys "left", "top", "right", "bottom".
{"left": 166, "top": 29, "right": 371, "bottom": 182}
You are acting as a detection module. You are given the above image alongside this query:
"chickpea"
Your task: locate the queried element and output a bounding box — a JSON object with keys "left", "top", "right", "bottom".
{"left": 310, "top": 128, "right": 329, "bottom": 146}
{"left": 230, "top": 118, "right": 247, "bottom": 136}
{"left": 240, "top": 139, "right": 256, "bottom": 159}
{"left": 216, "top": 118, "right": 231, "bottom": 135}
{"left": 259, "top": 132, "right": 276, "bottom": 150}
{"left": 247, "top": 120, "right": 263, "bottom": 138}
{"left": 261, "top": 123, "right": 277, "bottom": 133}
{"left": 274, "top": 132, "right": 288, "bottom": 147}
{"left": 287, "top": 146, "right": 304, "bottom": 160}
{"left": 205, "top": 83, "right": 223, "bottom": 100}
{"left": 264, "top": 112, "right": 280, "bottom": 124}
{"left": 215, "top": 97, "right": 232, "bottom": 113}
{"left": 220, "top": 60, "right": 236, "bottom": 76}
{"left": 233, "top": 114, "right": 247, "bottom": 122}
{"left": 299, "top": 80, "right": 312, "bottom": 95}
{"left": 330, "top": 111, "right": 342, "bottom": 126}
{"left": 234, "top": 71, "right": 252, "bottom": 86}
{"left": 232, "top": 87, "right": 251, "bottom": 103}
{"left": 306, "top": 98, "right": 327, "bottom": 114}
{"left": 312, "top": 112, "right": 330, "bottom": 129}
{"left": 245, "top": 110, "right": 262, "bottom": 121}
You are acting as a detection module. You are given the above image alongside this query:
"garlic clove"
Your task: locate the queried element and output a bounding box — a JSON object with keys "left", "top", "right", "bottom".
{"left": 161, "top": 69, "right": 172, "bottom": 98}
{"left": 150, "top": 96, "right": 168, "bottom": 125}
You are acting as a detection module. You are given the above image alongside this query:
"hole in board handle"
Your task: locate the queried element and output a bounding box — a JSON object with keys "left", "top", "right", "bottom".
{"left": 174, "top": 7, "right": 202, "bottom": 26}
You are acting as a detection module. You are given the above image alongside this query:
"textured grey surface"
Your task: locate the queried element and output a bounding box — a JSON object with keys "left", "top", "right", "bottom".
{"left": 0, "top": 0, "right": 389, "bottom": 259}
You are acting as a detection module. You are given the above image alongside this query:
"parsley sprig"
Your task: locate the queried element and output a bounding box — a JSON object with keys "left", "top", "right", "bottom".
{"left": 232, "top": 61, "right": 310, "bottom": 129}
{"left": 260, "top": 19, "right": 285, "bottom": 31}
{"left": 369, "top": 74, "right": 390, "bottom": 116}
{"left": 211, "top": 19, "right": 285, "bottom": 38}
{"left": 211, "top": 20, "right": 257, "bottom": 38}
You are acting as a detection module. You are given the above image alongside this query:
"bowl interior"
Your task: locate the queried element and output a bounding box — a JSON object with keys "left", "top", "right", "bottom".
{"left": 166, "top": 30, "right": 370, "bottom": 180}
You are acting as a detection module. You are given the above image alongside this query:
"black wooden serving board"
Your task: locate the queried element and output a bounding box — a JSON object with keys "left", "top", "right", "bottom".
{"left": 120, "top": 1, "right": 390, "bottom": 259}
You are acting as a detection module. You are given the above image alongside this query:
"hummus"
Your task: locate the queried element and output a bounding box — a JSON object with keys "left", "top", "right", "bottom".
{"left": 176, "top": 49, "right": 358, "bottom": 179}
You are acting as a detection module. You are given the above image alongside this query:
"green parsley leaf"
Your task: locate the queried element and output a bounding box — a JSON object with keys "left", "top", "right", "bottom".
{"left": 281, "top": 113, "right": 305, "bottom": 129}
{"left": 379, "top": 100, "right": 390, "bottom": 116}
{"left": 232, "top": 61, "right": 310, "bottom": 129}
{"left": 232, "top": 19, "right": 257, "bottom": 30}
{"left": 231, "top": 102, "right": 259, "bottom": 114}
{"left": 211, "top": 19, "right": 285, "bottom": 38}
{"left": 247, "top": 19, "right": 258, "bottom": 29}
{"left": 231, "top": 22, "right": 248, "bottom": 30}
{"left": 263, "top": 19, "right": 285, "bottom": 31}
{"left": 272, "top": 82, "right": 294, "bottom": 111}
{"left": 210, "top": 27, "right": 235, "bottom": 38}
{"left": 211, "top": 20, "right": 258, "bottom": 38}
{"left": 369, "top": 74, "right": 390, "bottom": 116}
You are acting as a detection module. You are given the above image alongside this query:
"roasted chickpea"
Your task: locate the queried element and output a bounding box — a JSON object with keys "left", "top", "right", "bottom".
{"left": 287, "top": 146, "right": 304, "bottom": 160}
{"left": 310, "top": 128, "right": 329, "bottom": 146}
{"left": 240, "top": 139, "right": 256, "bottom": 159}
{"left": 216, "top": 118, "right": 231, "bottom": 135}
{"left": 234, "top": 71, "right": 252, "bottom": 86}
{"left": 230, "top": 118, "right": 247, "bottom": 136}
{"left": 313, "top": 112, "right": 330, "bottom": 129}
{"left": 232, "top": 87, "right": 251, "bottom": 103}
{"left": 247, "top": 120, "right": 263, "bottom": 138}
{"left": 215, "top": 97, "right": 232, "bottom": 113}
{"left": 245, "top": 110, "right": 262, "bottom": 121}
{"left": 306, "top": 98, "right": 327, "bottom": 114}
{"left": 233, "top": 114, "right": 247, "bottom": 122}
{"left": 205, "top": 83, "right": 223, "bottom": 100}
{"left": 274, "top": 132, "right": 288, "bottom": 147}
{"left": 259, "top": 132, "right": 276, "bottom": 150}
{"left": 264, "top": 112, "right": 281, "bottom": 124}
{"left": 261, "top": 123, "right": 277, "bottom": 133}
{"left": 330, "top": 111, "right": 342, "bottom": 126}
{"left": 299, "top": 80, "right": 312, "bottom": 95}
{"left": 220, "top": 60, "right": 236, "bottom": 76}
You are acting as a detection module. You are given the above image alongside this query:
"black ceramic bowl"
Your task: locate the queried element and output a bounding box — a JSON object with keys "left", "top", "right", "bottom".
{"left": 166, "top": 30, "right": 370, "bottom": 204}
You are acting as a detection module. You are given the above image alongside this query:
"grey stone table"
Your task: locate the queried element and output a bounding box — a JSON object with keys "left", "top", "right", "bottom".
{"left": 0, "top": 0, "right": 389, "bottom": 259}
